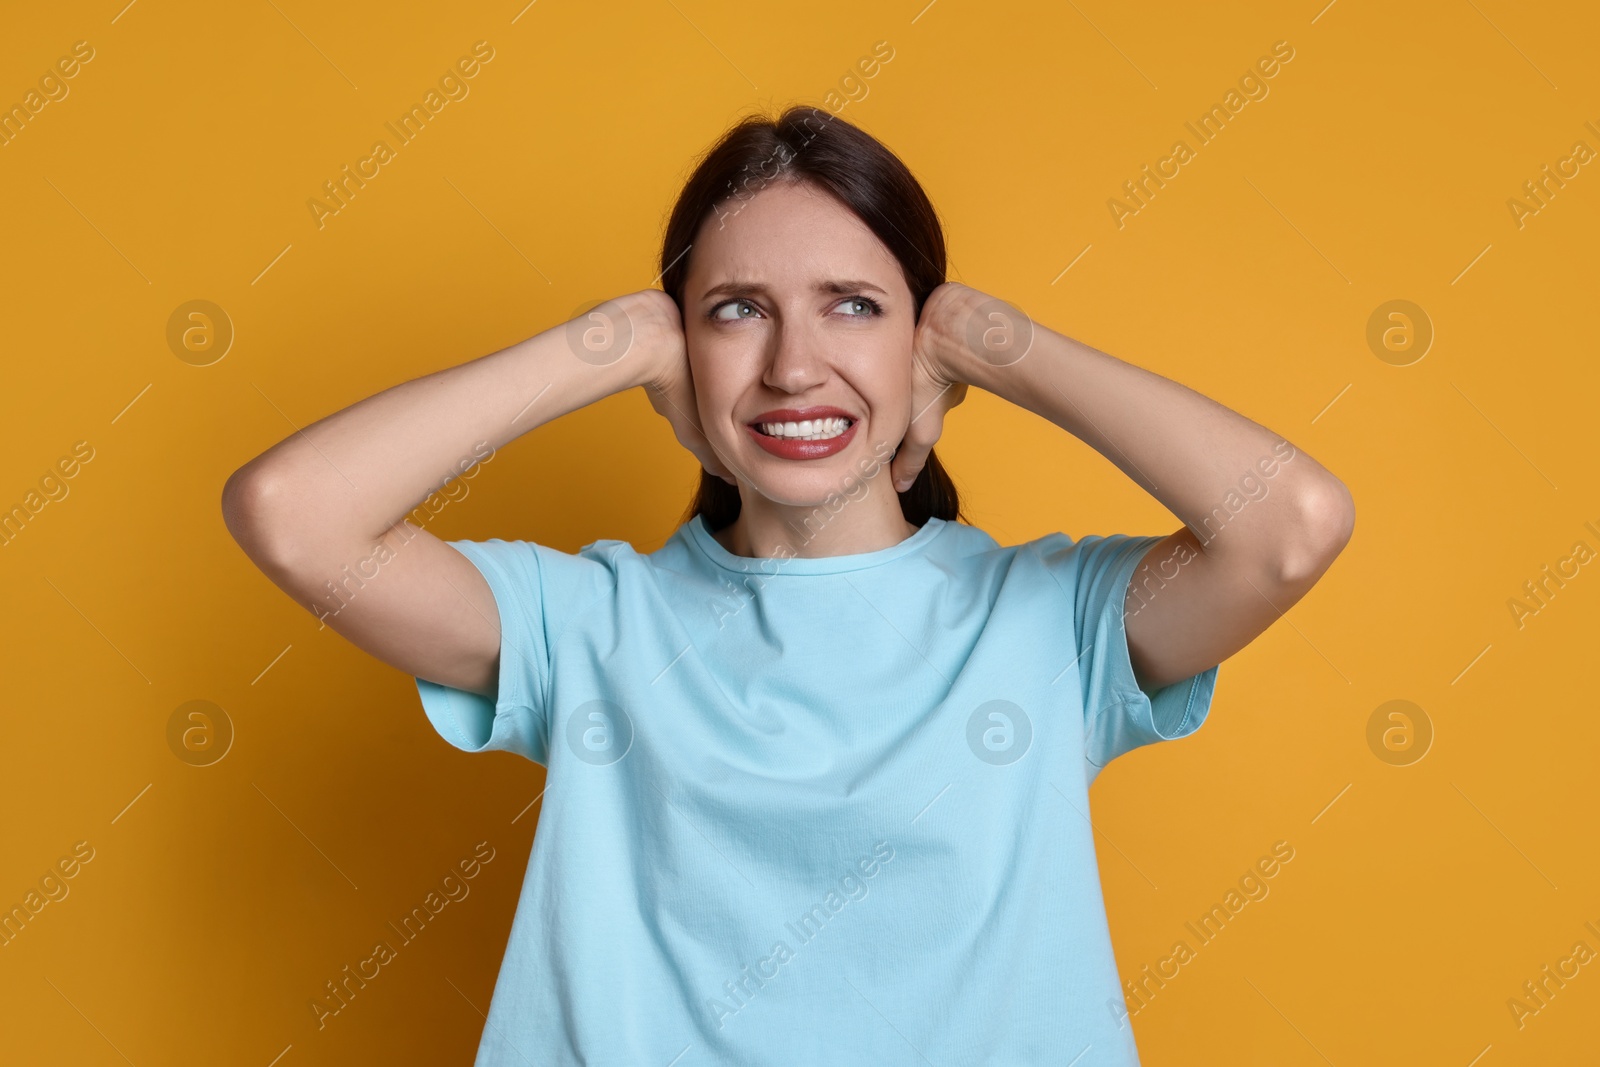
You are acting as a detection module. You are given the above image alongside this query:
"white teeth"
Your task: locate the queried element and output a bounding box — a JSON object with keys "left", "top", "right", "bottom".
{"left": 758, "top": 417, "right": 851, "bottom": 441}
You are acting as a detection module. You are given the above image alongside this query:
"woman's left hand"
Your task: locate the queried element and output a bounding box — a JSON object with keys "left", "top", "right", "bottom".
{"left": 891, "top": 282, "right": 984, "bottom": 493}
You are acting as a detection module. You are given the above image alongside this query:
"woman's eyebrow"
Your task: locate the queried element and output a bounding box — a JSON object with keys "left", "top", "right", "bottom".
{"left": 700, "top": 278, "right": 888, "bottom": 301}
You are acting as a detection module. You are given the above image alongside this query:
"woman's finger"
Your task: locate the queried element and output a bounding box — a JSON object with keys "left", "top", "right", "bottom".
{"left": 890, "top": 436, "right": 931, "bottom": 494}
{"left": 669, "top": 380, "right": 739, "bottom": 487}
{"left": 677, "top": 367, "right": 739, "bottom": 486}
{"left": 891, "top": 375, "right": 965, "bottom": 492}
{"left": 890, "top": 408, "right": 943, "bottom": 492}
{"left": 698, "top": 433, "right": 739, "bottom": 485}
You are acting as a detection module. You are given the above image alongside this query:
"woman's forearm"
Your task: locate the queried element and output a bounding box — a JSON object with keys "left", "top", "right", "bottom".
{"left": 952, "top": 313, "right": 1352, "bottom": 578}
{"left": 223, "top": 303, "right": 651, "bottom": 569}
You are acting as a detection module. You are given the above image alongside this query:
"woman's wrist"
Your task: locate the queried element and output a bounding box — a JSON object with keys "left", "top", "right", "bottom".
{"left": 582, "top": 289, "right": 684, "bottom": 393}
{"left": 935, "top": 286, "right": 1047, "bottom": 402}
{"left": 917, "top": 282, "right": 1000, "bottom": 389}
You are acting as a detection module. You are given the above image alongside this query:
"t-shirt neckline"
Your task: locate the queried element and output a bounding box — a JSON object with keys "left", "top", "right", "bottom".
{"left": 686, "top": 512, "right": 948, "bottom": 576}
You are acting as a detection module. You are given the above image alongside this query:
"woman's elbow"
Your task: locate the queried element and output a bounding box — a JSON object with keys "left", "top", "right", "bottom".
{"left": 1278, "top": 479, "right": 1355, "bottom": 586}
{"left": 221, "top": 463, "right": 295, "bottom": 567}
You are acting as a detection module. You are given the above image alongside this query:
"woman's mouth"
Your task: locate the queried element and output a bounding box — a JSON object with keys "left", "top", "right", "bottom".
{"left": 746, "top": 416, "right": 858, "bottom": 459}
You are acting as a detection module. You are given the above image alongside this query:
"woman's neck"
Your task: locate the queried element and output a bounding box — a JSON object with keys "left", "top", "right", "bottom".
{"left": 711, "top": 496, "right": 918, "bottom": 560}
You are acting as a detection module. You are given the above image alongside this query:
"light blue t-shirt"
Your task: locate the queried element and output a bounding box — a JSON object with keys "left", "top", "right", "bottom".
{"left": 415, "top": 513, "right": 1218, "bottom": 1065}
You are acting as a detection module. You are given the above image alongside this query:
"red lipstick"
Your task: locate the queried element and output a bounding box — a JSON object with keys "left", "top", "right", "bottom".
{"left": 746, "top": 406, "right": 858, "bottom": 460}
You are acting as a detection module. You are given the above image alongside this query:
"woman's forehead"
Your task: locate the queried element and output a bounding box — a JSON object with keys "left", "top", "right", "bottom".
{"left": 687, "top": 188, "right": 902, "bottom": 294}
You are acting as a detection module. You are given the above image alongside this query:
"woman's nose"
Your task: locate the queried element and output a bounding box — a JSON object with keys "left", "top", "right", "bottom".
{"left": 763, "top": 325, "right": 828, "bottom": 392}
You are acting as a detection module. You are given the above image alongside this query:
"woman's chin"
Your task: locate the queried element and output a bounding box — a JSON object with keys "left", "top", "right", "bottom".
{"left": 739, "top": 468, "right": 882, "bottom": 511}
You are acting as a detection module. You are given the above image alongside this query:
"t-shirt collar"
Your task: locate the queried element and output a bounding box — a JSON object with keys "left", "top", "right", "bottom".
{"left": 685, "top": 512, "right": 947, "bottom": 576}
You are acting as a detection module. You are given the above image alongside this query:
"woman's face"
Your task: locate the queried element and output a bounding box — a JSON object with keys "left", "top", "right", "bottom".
{"left": 681, "top": 178, "right": 916, "bottom": 508}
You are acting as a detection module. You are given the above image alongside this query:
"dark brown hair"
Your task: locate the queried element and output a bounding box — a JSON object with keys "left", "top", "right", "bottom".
{"left": 658, "top": 105, "right": 965, "bottom": 534}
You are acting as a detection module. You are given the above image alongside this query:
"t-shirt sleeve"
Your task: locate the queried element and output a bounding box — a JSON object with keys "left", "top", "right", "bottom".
{"left": 1035, "top": 532, "right": 1219, "bottom": 782}
{"left": 413, "top": 537, "right": 613, "bottom": 766}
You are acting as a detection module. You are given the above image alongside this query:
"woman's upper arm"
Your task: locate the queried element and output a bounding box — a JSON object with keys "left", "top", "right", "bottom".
{"left": 1123, "top": 486, "right": 1352, "bottom": 691}
{"left": 331, "top": 520, "right": 503, "bottom": 697}
{"left": 223, "top": 467, "right": 502, "bottom": 697}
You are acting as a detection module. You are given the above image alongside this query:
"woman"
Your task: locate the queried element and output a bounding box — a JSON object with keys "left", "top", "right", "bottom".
{"left": 223, "top": 105, "right": 1353, "bottom": 1064}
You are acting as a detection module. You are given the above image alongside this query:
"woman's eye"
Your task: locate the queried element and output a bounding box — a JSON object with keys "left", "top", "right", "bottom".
{"left": 712, "top": 300, "right": 758, "bottom": 321}
{"left": 712, "top": 296, "right": 879, "bottom": 321}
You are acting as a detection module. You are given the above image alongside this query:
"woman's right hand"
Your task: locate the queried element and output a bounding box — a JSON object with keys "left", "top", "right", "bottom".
{"left": 609, "top": 288, "right": 738, "bottom": 487}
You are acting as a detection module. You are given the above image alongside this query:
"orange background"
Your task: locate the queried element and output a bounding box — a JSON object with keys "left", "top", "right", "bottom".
{"left": 2, "top": 1, "right": 1597, "bottom": 1063}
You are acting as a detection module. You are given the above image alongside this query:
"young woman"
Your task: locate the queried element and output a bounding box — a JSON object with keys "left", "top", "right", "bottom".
{"left": 223, "top": 106, "right": 1353, "bottom": 1064}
